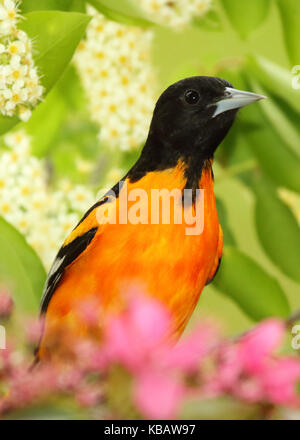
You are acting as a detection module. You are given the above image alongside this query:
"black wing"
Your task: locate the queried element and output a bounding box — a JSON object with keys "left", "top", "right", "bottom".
{"left": 40, "top": 227, "right": 98, "bottom": 314}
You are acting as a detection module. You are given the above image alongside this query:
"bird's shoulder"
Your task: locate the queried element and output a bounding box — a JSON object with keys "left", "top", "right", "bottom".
{"left": 40, "top": 193, "right": 116, "bottom": 314}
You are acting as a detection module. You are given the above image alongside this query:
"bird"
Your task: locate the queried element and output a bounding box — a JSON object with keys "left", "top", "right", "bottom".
{"left": 36, "top": 76, "right": 264, "bottom": 361}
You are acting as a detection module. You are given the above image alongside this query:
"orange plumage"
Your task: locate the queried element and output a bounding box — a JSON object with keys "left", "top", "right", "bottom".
{"left": 37, "top": 76, "right": 263, "bottom": 362}
{"left": 38, "top": 160, "right": 222, "bottom": 360}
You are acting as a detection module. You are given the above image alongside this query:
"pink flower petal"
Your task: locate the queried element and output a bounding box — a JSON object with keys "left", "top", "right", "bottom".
{"left": 134, "top": 370, "right": 184, "bottom": 419}
{"left": 261, "top": 357, "right": 300, "bottom": 406}
{"left": 213, "top": 343, "right": 242, "bottom": 391}
{"left": 129, "top": 296, "right": 171, "bottom": 348}
{"left": 25, "top": 317, "right": 44, "bottom": 345}
{"left": 238, "top": 319, "right": 284, "bottom": 374}
{"left": 0, "top": 289, "right": 14, "bottom": 318}
{"left": 104, "top": 296, "right": 171, "bottom": 372}
{"left": 165, "top": 325, "right": 216, "bottom": 373}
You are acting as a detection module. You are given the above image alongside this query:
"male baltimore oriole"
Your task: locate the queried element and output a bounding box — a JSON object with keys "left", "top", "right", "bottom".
{"left": 36, "top": 77, "right": 264, "bottom": 361}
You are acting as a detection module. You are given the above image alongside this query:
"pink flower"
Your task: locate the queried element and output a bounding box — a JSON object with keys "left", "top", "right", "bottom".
{"left": 165, "top": 324, "right": 217, "bottom": 373}
{"left": 0, "top": 344, "right": 14, "bottom": 373}
{"left": 76, "top": 385, "right": 102, "bottom": 408}
{"left": 104, "top": 296, "right": 171, "bottom": 372}
{"left": 74, "top": 340, "right": 106, "bottom": 370}
{"left": 7, "top": 363, "right": 58, "bottom": 408}
{"left": 233, "top": 376, "right": 264, "bottom": 403}
{"left": 212, "top": 343, "right": 242, "bottom": 392}
{"left": 214, "top": 320, "right": 300, "bottom": 407}
{"left": 75, "top": 298, "right": 101, "bottom": 327}
{"left": 0, "top": 289, "right": 14, "bottom": 318}
{"left": 261, "top": 358, "right": 300, "bottom": 406}
{"left": 103, "top": 296, "right": 186, "bottom": 418}
{"left": 134, "top": 370, "right": 184, "bottom": 419}
{"left": 57, "top": 368, "right": 82, "bottom": 392}
{"left": 25, "top": 317, "right": 44, "bottom": 345}
{"left": 237, "top": 319, "right": 284, "bottom": 374}
{"left": 1, "top": 289, "right": 300, "bottom": 419}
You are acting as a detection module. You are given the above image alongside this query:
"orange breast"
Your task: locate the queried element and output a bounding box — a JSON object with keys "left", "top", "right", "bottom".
{"left": 40, "top": 162, "right": 221, "bottom": 359}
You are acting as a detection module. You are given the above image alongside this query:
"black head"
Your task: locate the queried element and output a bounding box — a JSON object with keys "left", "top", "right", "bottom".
{"left": 150, "top": 76, "right": 238, "bottom": 159}
{"left": 128, "top": 76, "right": 264, "bottom": 183}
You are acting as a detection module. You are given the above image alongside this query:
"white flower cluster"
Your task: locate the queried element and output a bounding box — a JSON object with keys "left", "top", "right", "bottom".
{"left": 137, "top": 0, "right": 211, "bottom": 28}
{"left": 0, "top": 0, "right": 44, "bottom": 121}
{"left": 74, "top": 7, "right": 156, "bottom": 151}
{"left": 0, "top": 131, "right": 96, "bottom": 269}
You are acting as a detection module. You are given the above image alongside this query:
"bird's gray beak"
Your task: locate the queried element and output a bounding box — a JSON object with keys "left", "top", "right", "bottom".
{"left": 212, "top": 87, "right": 266, "bottom": 118}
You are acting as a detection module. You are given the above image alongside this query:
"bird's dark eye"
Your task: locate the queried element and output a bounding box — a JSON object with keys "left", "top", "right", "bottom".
{"left": 184, "top": 89, "right": 200, "bottom": 105}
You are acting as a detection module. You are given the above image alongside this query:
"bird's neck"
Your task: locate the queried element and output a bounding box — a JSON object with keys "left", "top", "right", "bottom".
{"left": 127, "top": 130, "right": 214, "bottom": 191}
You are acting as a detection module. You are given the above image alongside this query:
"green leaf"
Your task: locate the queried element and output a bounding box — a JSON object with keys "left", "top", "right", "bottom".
{"left": 22, "top": 87, "right": 67, "bottom": 157}
{"left": 0, "top": 116, "right": 19, "bottom": 137}
{"left": 21, "top": 0, "right": 86, "bottom": 13}
{"left": 88, "top": 0, "right": 154, "bottom": 27}
{"left": 277, "top": 0, "right": 300, "bottom": 66}
{"left": 21, "top": 0, "right": 74, "bottom": 12}
{"left": 20, "top": 66, "right": 87, "bottom": 158}
{"left": 70, "top": 0, "right": 86, "bottom": 12}
{"left": 216, "top": 61, "right": 300, "bottom": 192}
{"left": 254, "top": 180, "right": 300, "bottom": 284}
{"left": 216, "top": 198, "right": 236, "bottom": 246}
{"left": 221, "top": 0, "right": 271, "bottom": 39}
{"left": 193, "top": 8, "right": 223, "bottom": 31}
{"left": 56, "top": 64, "right": 88, "bottom": 112}
{"left": 269, "top": 94, "right": 300, "bottom": 140}
{"left": 214, "top": 246, "right": 290, "bottom": 320}
{"left": 240, "top": 87, "right": 300, "bottom": 193}
{"left": 20, "top": 11, "right": 91, "bottom": 91}
{"left": 0, "top": 217, "right": 46, "bottom": 313}
{"left": 0, "top": 11, "right": 91, "bottom": 136}
{"left": 248, "top": 78, "right": 300, "bottom": 160}
{"left": 248, "top": 56, "right": 300, "bottom": 115}
{"left": 243, "top": 121, "right": 300, "bottom": 193}
{"left": 49, "top": 116, "right": 100, "bottom": 183}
